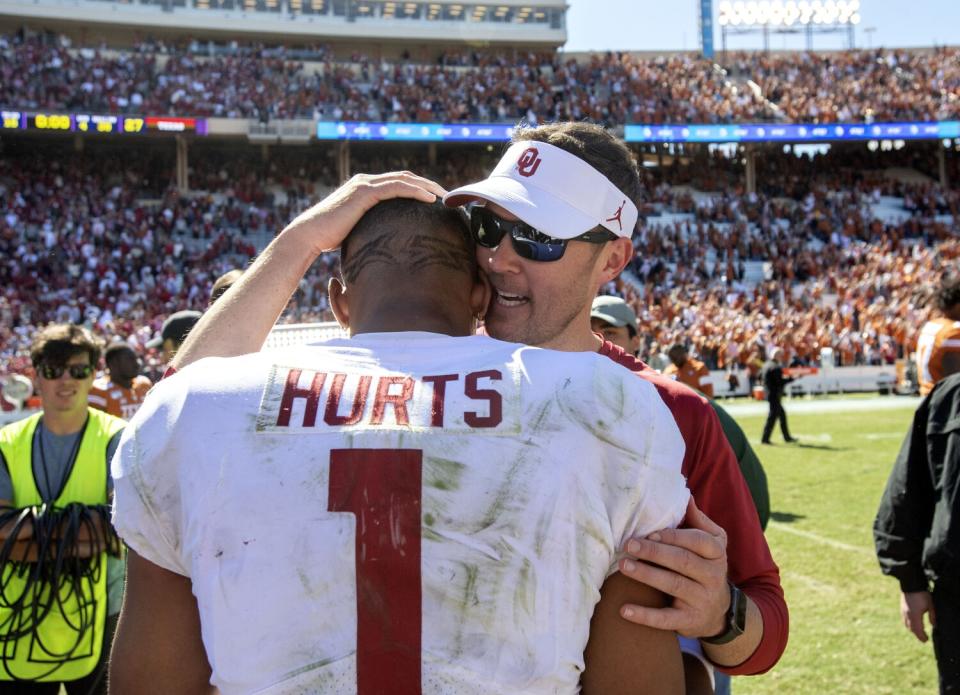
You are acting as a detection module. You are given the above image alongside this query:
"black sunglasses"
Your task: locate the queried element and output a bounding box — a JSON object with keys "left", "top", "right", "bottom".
{"left": 470, "top": 207, "right": 617, "bottom": 262}
{"left": 38, "top": 363, "right": 94, "bottom": 380}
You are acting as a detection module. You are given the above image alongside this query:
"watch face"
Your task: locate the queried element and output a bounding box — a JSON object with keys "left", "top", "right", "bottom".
{"left": 731, "top": 584, "right": 747, "bottom": 634}
{"left": 703, "top": 583, "right": 746, "bottom": 645}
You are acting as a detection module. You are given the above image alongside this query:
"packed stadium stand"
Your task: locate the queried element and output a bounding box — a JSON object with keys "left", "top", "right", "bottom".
{"left": 0, "top": 32, "right": 957, "bottom": 123}
{"left": 0, "top": 1, "right": 957, "bottom": 398}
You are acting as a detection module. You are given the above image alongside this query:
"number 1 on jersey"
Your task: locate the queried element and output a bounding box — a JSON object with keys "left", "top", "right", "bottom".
{"left": 328, "top": 449, "right": 423, "bottom": 694}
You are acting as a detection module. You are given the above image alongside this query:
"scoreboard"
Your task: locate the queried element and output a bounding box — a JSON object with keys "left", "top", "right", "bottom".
{"left": 1, "top": 111, "right": 207, "bottom": 136}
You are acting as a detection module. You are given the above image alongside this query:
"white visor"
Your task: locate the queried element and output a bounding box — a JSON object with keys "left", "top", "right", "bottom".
{"left": 443, "top": 140, "right": 639, "bottom": 240}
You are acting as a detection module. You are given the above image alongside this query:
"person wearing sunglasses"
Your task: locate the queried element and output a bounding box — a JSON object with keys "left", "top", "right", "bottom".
{"left": 0, "top": 324, "right": 126, "bottom": 693}
{"left": 165, "top": 124, "right": 788, "bottom": 691}
{"left": 443, "top": 123, "right": 785, "bottom": 690}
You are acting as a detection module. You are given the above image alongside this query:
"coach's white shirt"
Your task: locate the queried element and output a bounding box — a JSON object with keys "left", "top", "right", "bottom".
{"left": 113, "top": 333, "right": 688, "bottom": 695}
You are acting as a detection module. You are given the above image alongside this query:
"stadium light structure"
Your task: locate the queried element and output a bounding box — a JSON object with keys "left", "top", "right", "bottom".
{"left": 716, "top": 0, "right": 861, "bottom": 52}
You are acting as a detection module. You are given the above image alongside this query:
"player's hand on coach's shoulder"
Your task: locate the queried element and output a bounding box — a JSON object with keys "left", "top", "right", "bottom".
{"left": 617, "top": 496, "right": 730, "bottom": 638}
{"left": 281, "top": 172, "right": 447, "bottom": 257}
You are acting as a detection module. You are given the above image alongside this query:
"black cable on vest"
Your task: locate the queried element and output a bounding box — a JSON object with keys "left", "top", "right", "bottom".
{"left": 0, "top": 503, "right": 120, "bottom": 681}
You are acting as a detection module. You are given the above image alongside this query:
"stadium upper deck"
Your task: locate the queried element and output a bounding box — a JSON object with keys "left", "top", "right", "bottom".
{"left": 0, "top": 0, "right": 567, "bottom": 50}
{"left": 0, "top": 31, "right": 957, "bottom": 125}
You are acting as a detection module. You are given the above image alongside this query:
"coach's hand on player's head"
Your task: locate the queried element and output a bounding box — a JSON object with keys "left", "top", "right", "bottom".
{"left": 281, "top": 172, "right": 447, "bottom": 257}
{"left": 617, "top": 496, "right": 730, "bottom": 639}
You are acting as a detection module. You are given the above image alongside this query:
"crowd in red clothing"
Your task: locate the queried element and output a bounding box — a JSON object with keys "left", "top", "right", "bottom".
{"left": 2, "top": 31, "right": 958, "bottom": 124}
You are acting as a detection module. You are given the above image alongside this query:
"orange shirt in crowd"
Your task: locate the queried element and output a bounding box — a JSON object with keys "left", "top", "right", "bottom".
{"left": 916, "top": 318, "right": 960, "bottom": 395}
{"left": 88, "top": 375, "right": 153, "bottom": 420}
{"left": 663, "top": 358, "right": 715, "bottom": 398}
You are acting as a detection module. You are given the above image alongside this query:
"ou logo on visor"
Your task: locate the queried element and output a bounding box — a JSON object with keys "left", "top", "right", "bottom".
{"left": 516, "top": 147, "right": 542, "bottom": 177}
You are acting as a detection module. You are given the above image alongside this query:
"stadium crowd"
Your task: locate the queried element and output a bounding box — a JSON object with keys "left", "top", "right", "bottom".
{"left": 2, "top": 31, "right": 958, "bottom": 124}
{"left": 0, "top": 142, "right": 499, "bottom": 381}
{"left": 620, "top": 145, "right": 958, "bottom": 377}
{"left": 1, "top": 136, "right": 956, "bottom": 390}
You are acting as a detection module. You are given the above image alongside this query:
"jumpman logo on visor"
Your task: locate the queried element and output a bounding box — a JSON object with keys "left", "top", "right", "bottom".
{"left": 606, "top": 200, "right": 627, "bottom": 231}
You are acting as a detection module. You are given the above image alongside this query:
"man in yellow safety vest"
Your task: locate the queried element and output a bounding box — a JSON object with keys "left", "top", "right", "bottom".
{"left": 0, "top": 324, "right": 125, "bottom": 694}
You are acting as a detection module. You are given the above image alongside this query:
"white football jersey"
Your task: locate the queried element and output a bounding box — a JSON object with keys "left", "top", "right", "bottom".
{"left": 112, "top": 332, "right": 688, "bottom": 695}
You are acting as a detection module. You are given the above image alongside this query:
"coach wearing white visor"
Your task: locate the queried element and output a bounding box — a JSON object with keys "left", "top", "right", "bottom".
{"left": 443, "top": 123, "right": 786, "bottom": 690}
{"left": 444, "top": 139, "right": 638, "bottom": 352}
{"left": 162, "top": 121, "right": 787, "bottom": 689}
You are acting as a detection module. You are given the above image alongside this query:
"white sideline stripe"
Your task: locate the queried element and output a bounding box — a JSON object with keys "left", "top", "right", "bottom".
{"left": 861, "top": 432, "right": 905, "bottom": 440}
{"left": 768, "top": 522, "right": 873, "bottom": 556}
{"left": 792, "top": 433, "right": 833, "bottom": 442}
{"left": 788, "top": 571, "right": 839, "bottom": 594}
{"left": 723, "top": 396, "right": 921, "bottom": 417}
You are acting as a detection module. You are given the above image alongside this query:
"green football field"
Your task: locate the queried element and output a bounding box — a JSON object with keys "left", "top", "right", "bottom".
{"left": 729, "top": 400, "right": 939, "bottom": 695}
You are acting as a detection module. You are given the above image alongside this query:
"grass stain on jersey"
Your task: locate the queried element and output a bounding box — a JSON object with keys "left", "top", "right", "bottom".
{"left": 296, "top": 567, "right": 321, "bottom": 600}
{"left": 449, "top": 561, "right": 482, "bottom": 657}
{"left": 513, "top": 558, "right": 535, "bottom": 621}
{"left": 424, "top": 456, "right": 465, "bottom": 492}
{"left": 469, "top": 398, "right": 553, "bottom": 533}
{"left": 280, "top": 655, "right": 342, "bottom": 684}
{"left": 462, "top": 563, "right": 480, "bottom": 607}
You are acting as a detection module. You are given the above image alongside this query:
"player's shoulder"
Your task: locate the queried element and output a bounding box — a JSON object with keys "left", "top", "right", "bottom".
{"left": 520, "top": 345, "right": 667, "bottom": 414}
{"left": 512, "top": 342, "right": 634, "bottom": 381}
{"left": 936, "top": 318, "right": 960, "bottom": 341}
{"left": 307, "top": 331, "right": 522, "bottom": 368}
{"left": 151, "top": 352, "right": 276, "bottom": 405}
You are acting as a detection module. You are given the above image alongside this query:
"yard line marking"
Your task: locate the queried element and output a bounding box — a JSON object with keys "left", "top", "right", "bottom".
{"left": 861, "top": 433, "right": 904, "bottom": 440}
{"left": 768, "top": 522, "right": 873, "bottom": 556}
{"left": 792, "top": 433, "right": 833, "bottom": 442}
{"left": 788, "top": 571, "right": 839, "bottom": 594}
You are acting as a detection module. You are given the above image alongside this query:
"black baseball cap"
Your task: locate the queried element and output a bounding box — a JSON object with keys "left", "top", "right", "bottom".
{"left": 146, "top": 310, "right": 202, "bottom": 349}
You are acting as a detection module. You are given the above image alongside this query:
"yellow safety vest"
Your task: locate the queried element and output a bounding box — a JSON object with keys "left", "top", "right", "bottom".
{"left": 0, "top": 409, "right": 124, "bottom": 681}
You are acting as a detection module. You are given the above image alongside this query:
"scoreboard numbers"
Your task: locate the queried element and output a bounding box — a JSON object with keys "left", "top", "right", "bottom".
{"left": 33, "top": 113, "right": 71, "bottom": 130}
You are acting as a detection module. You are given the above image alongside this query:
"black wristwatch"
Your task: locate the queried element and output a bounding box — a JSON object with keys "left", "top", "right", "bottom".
{"left": 702, "top": 582, "right": 747, "bottom": 645}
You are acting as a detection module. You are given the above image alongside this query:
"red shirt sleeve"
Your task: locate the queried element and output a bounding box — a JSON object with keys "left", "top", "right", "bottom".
{"left": 599, "top": 341, "right": 789, "bottom": 675}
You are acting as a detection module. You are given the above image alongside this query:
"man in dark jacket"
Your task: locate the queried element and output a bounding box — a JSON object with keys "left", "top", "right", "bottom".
{"left": 875, "top": 371, "right": 960, "bottom": 694}
{"left": 761, "top": 348, "right": 797, "bottom": 445}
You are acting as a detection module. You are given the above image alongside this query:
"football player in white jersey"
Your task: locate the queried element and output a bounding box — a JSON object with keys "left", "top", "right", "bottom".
{"left": 110, "top": 195, "right": 691, "bottom": 694}
{"left": 160, "top": 124, "right": 790, "bottom": 689}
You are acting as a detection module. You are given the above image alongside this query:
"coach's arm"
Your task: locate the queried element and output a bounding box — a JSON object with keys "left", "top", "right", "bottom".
{"left": 172, "top": 173, "right": 446, "bottom": 371}
{"left": 110, "top": 549, "right": 216, "bottom": 695}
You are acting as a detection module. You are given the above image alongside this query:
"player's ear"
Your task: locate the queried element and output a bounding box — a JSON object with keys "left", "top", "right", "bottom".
{"left": 328, "top": 277, "right": 351, "bottom": 331}
{"left": 470, "top": 266, "right": 492, "bottom": 323}
{"left": 596, "top": 237, "right": 634, "bottom": 285}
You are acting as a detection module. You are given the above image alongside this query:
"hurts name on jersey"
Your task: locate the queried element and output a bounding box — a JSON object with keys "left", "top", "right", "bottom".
{"left": 256, "top": 365, "right": 512, "bottom": 432}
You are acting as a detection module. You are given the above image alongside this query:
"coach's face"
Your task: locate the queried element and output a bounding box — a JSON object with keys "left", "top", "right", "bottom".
{"left": 476, "top": 202, "right": 630, "bottom": 351}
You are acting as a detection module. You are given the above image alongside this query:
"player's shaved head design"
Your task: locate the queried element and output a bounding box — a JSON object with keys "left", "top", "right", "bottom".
{"left": 340, "top": 199, "right": 476, "bottom": 285}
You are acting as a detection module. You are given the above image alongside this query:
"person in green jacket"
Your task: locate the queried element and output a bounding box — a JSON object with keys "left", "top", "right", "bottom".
{"left": 0, "top": 324, "right": 125, "bottom": 693}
